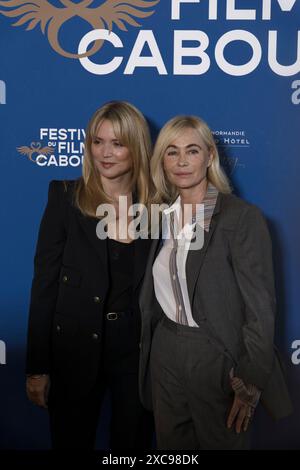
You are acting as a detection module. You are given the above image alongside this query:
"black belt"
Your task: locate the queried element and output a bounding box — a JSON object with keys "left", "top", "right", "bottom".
{"left": 105, "top": 311, "right": 133, "bottom": 321}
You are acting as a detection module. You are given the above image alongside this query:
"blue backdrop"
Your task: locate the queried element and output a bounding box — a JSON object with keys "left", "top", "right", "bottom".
{"left": 0, "top": 0, "right": 299, "bottom": 449}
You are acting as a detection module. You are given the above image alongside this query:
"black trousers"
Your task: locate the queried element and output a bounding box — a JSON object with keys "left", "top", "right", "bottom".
{"left": 48, "top": 313, "right": 153, "bottom": 450}
{"left": 150, "top": 316, "right": 251, "bottom": 450}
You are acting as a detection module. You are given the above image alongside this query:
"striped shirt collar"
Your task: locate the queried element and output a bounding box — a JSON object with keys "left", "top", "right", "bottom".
{"left": 164, "top": 182, "right": 219, "bottom": 233}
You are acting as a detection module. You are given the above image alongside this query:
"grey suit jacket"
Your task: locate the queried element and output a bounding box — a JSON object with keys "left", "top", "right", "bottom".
{"left": 139, "top": 192, "right": 293, "bottom": 420}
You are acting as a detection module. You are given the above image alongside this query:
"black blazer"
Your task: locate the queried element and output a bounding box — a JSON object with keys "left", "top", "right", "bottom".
{"left": 139, "top": 192, "right": 293, "bottom": 420}
{"left": 26, "top": 179, "right": 152, "bottom": 396}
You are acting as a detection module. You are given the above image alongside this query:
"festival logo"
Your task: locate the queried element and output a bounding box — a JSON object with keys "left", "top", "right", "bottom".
{"left": 17, "top": 142, "right": 52, "bottom": 162}
{"left": 17, "top": 128, "right": 85, "bottom": 166}
{"left": 0, "top": 0, "right": 159, "bottom": 58}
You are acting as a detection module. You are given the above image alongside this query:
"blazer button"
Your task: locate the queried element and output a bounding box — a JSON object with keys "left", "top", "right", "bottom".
{"left": 62, "top": 276, "right": 68, "bottom": 283}
{"left": 92, "top": 333, "right": 99, "bottom": 340}
{"left": 94, "top": 296, "right": 101, "bottom": 303}
{"left": 56, "top": 325, "right": 61, "bottom": 332}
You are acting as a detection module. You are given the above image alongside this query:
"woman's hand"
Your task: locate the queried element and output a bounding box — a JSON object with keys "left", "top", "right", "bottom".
{"left": 227, "top": 395, "right": 253, "bottom": 433}
{"left": 26, "top": 374, "right": 50, "bottom": 409}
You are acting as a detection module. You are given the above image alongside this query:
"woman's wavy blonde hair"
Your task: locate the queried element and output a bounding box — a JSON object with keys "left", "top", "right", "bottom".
{"left": 151, "top": 115, "right": 231, "bottom": 204}
{"left": 74, "top": 101, "right": 152, "bottom": 218}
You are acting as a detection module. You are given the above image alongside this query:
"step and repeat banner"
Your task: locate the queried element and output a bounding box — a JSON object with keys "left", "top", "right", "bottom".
{"left": 0, "top": 0, "right": 299, "bottom": 449}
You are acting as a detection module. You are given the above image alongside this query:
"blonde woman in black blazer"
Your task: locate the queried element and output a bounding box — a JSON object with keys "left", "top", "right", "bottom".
{"left": 26, "top": 101, "right": 153, "bottom": 450}
{"left": 139, "top": 115, "right": 292, "bottom": 450}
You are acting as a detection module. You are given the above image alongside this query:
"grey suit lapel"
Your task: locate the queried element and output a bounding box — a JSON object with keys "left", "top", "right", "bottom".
{"left": 186, "top": 193, "right": 222, "bottom": 308}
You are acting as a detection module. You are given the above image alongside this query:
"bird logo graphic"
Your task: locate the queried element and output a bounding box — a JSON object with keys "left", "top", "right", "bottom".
{"left": 17, "top": 142, "right": 52, "bottom": 162}
{"left": 0, "top": 0, "right": 159, "bottom": 58}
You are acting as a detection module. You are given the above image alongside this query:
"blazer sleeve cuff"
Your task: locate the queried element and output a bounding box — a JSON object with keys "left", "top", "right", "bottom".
{"left": 235, "top": 355, "right": 273, "bottom": 390}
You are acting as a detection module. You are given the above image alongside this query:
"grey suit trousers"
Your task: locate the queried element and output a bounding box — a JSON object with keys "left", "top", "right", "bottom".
{"left": 150, "top": 316, "right": 251, "bottom": 450}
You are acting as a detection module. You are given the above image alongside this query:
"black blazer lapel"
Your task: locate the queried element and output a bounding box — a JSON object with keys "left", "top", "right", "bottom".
{"left": 76, "top": 211, "right": 108, "bottom": 271}
{"left": 133, "top": 236, "right": 153, "bottom": 292}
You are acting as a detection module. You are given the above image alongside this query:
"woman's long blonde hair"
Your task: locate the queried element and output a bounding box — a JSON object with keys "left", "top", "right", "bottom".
{"left": 74, "top": 101, "right": 152, "bottom": 218}
{"left": 151, "top": 115, "right": 231, "bottom": 204}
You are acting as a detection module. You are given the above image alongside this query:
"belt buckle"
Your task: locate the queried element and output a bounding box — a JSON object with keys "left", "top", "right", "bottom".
{"left": 106, "top": 312, "right": 118, "bottom": 320}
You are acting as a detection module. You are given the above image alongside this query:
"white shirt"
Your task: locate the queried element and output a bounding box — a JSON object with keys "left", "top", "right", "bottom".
{"left": 153, "top": 196, "right": 202, "bottom": 327}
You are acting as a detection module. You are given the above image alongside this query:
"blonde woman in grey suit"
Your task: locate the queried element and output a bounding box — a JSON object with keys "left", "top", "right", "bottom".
{"left": 139, "top": 115, "right": 292, "bottom": 450}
